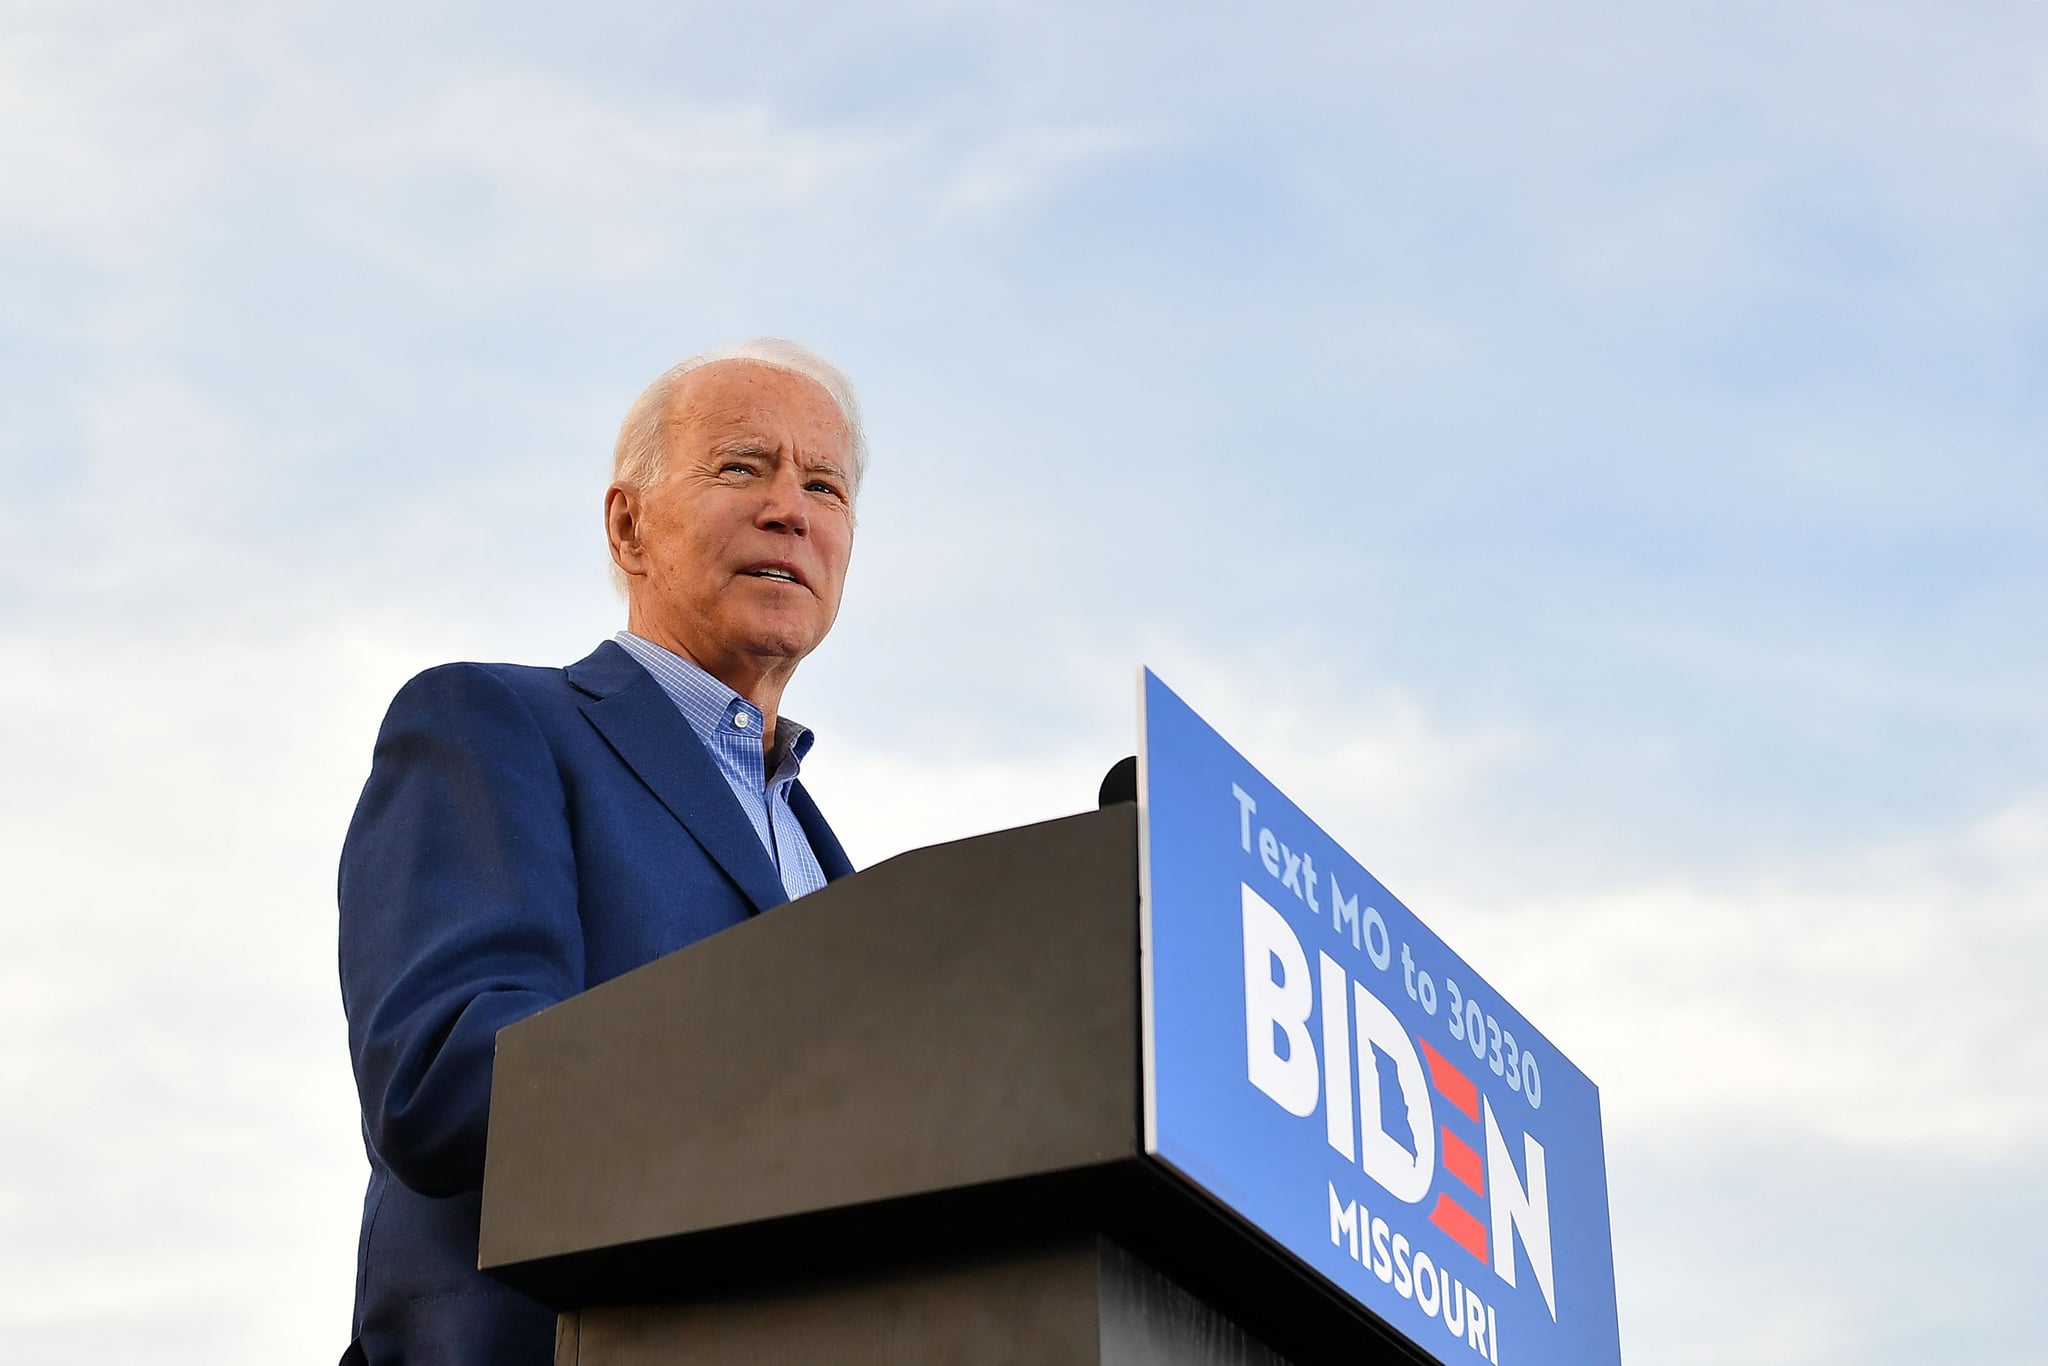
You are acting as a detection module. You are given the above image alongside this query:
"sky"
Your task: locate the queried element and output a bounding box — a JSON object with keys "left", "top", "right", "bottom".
{"left": 2, "top": 1, "right": 2044, "bottom": 1361}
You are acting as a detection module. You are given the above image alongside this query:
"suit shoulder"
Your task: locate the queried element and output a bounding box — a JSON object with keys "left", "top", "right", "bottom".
{"left": 410, "top": 658, "right": 564, "bottom": 691}
{"left": 381, "top": 659, "right": 578, "bottom": 730}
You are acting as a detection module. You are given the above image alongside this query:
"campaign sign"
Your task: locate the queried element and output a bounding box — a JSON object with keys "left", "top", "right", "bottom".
{"left": 1138, "top": 670, "right": 1621, "bottom": 1366}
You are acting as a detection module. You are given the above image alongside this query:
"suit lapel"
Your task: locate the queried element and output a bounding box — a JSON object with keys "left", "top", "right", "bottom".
{"left": 567, "top": 642, "right": 790, "bottom": 914}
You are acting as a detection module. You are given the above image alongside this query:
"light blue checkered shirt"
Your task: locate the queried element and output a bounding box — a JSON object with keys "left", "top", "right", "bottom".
{"left": 612, "top": 632, "right": 828, "bottom": 901}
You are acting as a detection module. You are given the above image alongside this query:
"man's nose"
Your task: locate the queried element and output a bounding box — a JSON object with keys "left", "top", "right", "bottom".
{"left": 756, "top": 463, "right": 809, "bottom": 534}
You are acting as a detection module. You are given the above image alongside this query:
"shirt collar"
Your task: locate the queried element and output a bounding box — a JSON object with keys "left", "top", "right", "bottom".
{"left": 612, "top": 631, "right": 814, "bottom": 775}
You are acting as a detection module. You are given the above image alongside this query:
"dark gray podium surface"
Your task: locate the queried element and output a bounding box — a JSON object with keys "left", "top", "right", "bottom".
{"left": 481, "top": 806, "right": 1431, "bottom": 1366}
{"left": 554, "top": 1237, "right": 1293, "bottom": 1366}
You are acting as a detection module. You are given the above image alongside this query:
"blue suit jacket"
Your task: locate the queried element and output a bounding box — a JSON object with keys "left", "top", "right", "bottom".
{"left": 337, "top": 641, "right": 852, "bottom": 1365}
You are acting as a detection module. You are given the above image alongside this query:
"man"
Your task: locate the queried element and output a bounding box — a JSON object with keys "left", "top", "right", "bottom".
{"left": 337, "top": 339, "right": 863, "bottom": 1365}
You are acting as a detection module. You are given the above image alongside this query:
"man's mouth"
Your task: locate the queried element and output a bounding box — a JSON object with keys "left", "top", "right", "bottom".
{"left": 744, "top": 566, "right": 802, "bottom": 585}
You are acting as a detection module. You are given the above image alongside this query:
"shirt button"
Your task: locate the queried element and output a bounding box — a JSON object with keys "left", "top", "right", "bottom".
{"left": 733, "top": 712, "right": 751, "bottom": 730}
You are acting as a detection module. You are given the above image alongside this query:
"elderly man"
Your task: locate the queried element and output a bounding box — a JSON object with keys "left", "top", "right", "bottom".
{"left": 338, "top": 339, "right": 862, "bottom": 1365}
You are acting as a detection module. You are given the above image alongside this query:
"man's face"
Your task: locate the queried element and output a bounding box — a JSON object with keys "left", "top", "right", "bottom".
{"left": 608, "top": 360, "right": 855, "bottom": 694}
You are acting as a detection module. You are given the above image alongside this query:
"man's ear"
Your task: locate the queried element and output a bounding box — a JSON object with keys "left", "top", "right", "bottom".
{"left": 604, "top": 483, "right": 646, "bottom": 577}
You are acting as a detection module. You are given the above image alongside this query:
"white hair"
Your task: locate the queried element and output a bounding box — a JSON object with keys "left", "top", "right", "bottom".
{"left": 608, "top": 337, "right": 866, "bottom": 595}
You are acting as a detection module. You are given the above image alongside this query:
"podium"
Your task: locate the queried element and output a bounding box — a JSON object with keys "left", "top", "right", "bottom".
{"left": 478, "top": 803, "right": 1428, "bottom": 1366}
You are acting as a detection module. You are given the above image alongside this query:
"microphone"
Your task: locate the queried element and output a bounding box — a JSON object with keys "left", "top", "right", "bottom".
{"left": 1098, "top": 755, "right": 1138, "bottom": 808}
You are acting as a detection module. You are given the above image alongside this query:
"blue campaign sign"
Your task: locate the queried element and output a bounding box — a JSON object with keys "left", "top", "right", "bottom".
{"left": 1138, "top": 670, "right": 1621, "bottom": 1366}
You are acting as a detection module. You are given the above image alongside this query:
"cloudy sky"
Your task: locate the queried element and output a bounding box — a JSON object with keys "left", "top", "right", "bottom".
{"left": 3, "top": 1, "right": 2044, "bottom": 1361}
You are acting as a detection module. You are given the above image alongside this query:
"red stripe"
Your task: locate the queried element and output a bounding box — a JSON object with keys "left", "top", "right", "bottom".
{"left": 1430, "top": 1192, "right": 1489, "bottom": 1264}
{"left": 1441, "top": 1126, "right": 1485, "bottom": 1196}
{"left": 1418, "top": 1036, "right": 1480, "bottom": 1122}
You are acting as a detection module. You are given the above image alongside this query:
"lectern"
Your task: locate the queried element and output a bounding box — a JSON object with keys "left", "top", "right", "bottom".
{"left": 478, "top": 803, "right": 1425, "bottom": 1366}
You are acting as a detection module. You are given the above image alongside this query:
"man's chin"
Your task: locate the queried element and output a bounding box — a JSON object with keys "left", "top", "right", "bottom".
{"left": 730, "top": 625, "right": 825, "bottom": 668}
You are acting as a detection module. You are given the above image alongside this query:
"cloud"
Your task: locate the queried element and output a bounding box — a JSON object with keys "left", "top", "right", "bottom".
{"left": 935, "top": 122, "right": 1154, "bottom": 218}
{"left": 802, "top": 624, "right": 1534, "bottom": 871}
{"left": 1611, "top": 1134, "right": 2046, "bottom": 1366}
{"left": 0, "top": 615, "right": 458, "bottom": 1357}
{"left": 1466, "top": 793, "right": 2048, "bottom": 1161}
{"left": 261, "top": 68, "right": 922, "bottom": 295}
{"left": 0, "top": 5, "right": 237, "bottom": 266}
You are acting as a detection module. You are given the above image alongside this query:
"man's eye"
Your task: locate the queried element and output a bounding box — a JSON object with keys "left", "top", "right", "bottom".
{"left": 806, "top": 481, "right": 845, "bottom": 499}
